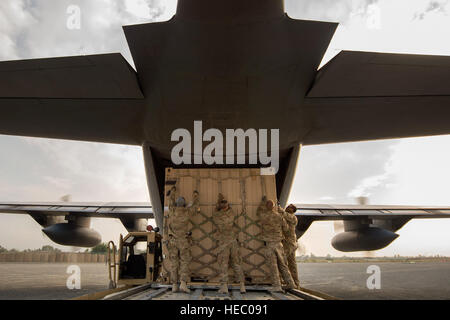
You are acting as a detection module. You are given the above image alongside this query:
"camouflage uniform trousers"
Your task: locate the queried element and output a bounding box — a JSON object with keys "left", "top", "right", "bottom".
{"left": 168, "top": 237, "right": 191, "bottom": 283}
{"left": 217, "top": 240, "right": 244, "bottom": 284}
{"left": 264, "top": 241, "right": 295, "bottom": 287}
{"left": 283, "top": 243, "right": 300, "bottom": 287}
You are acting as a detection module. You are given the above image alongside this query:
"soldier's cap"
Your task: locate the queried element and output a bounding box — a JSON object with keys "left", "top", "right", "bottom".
{"left": 287, "top": 204, "right": 297, "bottom": 212}
{"left": 220, "top": 199, "right": 230, "bottom": 209}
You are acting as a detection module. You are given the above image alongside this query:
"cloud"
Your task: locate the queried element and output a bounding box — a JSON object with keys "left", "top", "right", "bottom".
{"left": 0, "top": 0, "right": 175, "bottom": 64}
{"left": 285, "top": 0, "right": 379, "bottom": 23}
{"left": 413, "top": 0, "right": 449, "bottom": 20}
{"left": 0, "top": 0, "right": 174, "bottom": 250}
{"left": 0, "top": 1, "right": 35, "bottom": 60}
{"left": 319, "top": 0, "right": 450, "bottom": 67}
{"left": 296, "top": 135, "right": 450, "bottom": 256}
{"left": 348, "top": 172, "right": 392, "bottom": 198}
{"left": 1, "top": 0, "right": 450, "bottom": 256}
{"left": 0, "top": 136, "right": 150, "bottom": 250}
{"left": 124, "top": 0, "right": 165, "bottom": 19}
{"left": 291, "top": 140, "right": 398, "bottom": 204}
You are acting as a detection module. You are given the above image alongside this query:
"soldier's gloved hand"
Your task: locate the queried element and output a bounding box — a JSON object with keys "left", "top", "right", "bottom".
{"left": 192, "top": 191, "right": 200, "bottom": 207}
{"left": 167, "top": 186, "right": 176, "bottom": 196}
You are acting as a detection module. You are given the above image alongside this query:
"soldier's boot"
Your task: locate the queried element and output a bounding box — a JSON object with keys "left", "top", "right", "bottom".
{"left": 240, "top": 281, "right": 246, "bottom": 294}
{"left": 218, "top": 283, "right": 228, "bottom": 294}
{"left": 280, "top": 268, "right": 296, "bottom": 290}
{"left": 172, "top": 283, "right": 179, "bottom": 293}
{"left": 285, "top": 279, "right": 296, "bottom": 290}
{"left": 179, "top": 281, "right": 191, "bottom": 293}
{"left": 269, "top": 285, "right": 283, "bottom": 293}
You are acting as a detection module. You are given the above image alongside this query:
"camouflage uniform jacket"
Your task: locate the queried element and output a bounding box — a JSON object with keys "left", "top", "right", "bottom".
{"left": 213, "top": 207, "right": 239, "bottom": 246}
{"left": 257, "top": 202, "right": 287, "bottom": 243}
{"left": 168, "top": 207, "right": 190, "bottom": 239}
{"left": 167, "top": 194, "right": 199, "bottom": 239}
{"left": 280, "top": 208, "right": 298, "bottom": 250}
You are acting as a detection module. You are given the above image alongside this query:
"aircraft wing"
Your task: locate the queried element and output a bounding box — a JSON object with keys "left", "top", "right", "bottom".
{"left": 303, "top": 51, "right": 450, "bottom": 145}
{"left": 0, "top": 53, "right": 145, "bottom": 145}
{"left": 293, "top": 203, "right": 450, "bottom": 237}
{"left": 295, "top": 204, "right": 450, "bottom": 221}
{"left": 0, "top": 202, "right": 153, "bottom": 219}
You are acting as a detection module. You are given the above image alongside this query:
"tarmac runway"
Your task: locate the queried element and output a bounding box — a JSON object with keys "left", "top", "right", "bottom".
{"left": 299, "top": 262, "right": 450, "bottom": 300}
{"left": 0, "top": 262, "right": 448, "bottom": 300}
{"left": 0, "top": 263, "right": 109, "bottom": 300}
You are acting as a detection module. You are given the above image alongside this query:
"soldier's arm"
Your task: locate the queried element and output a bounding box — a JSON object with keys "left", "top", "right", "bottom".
{"left": 284, "top": 212, "right": 298, "bottom": 226}
{"left": 277, "top": 205, "right": 284, "bottom": 214}
{"left": 168, "top": 186, "right": 177, "bottom": 210}
{"left": 188, "top": 190, "right": 200, "bottom": 216}
{"left": 231, "top": 209, "right": 241, "bottom": 236}
{"left": 280, "top": 214, "right": 289, "bottom": 234}
{"left": 211, "top": 209, "right": 221, "bottom": 241}
{"left": 257, "top": 196, "right": 268, "bottom": 217}
{"left": 166, "top": 214, "right": 174, "bottom": 235}
{"left": 215, "top": 193, "right": 224, "bottom": 211}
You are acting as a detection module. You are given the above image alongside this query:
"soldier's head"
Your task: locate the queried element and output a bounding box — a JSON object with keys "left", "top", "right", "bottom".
{"left": 176, "top": 196, "right": 186, "bottom": 207}
{"left": 286, "top": 204, "right": 297, "bottom": 214}
{"left": 265, "top": 200, "right": 274, "bottom": 211}
{"left": 219, "top": 199, "right": 229, "bottom": 210}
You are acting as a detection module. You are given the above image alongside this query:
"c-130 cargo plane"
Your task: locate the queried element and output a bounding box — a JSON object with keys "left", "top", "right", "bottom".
{"left": 0, "top": 0, "right": 449, "bottom": 251}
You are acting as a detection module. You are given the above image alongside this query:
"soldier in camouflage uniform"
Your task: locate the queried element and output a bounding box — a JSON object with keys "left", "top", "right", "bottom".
{"left": 213, "top": 194, "right": 246, "bottom": 294}
{"left": 257, "top": 196, "right": 296, "bottom": 292}
{"left": 167, "top": 188, "right": 200, "bottom": 293}
{"left": 279, "top": 204, "right": 300, "bottom": 289}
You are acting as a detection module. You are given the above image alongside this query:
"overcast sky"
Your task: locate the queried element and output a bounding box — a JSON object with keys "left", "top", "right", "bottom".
{"left": 0, "top": 0, "right": 449, "bottom": 256}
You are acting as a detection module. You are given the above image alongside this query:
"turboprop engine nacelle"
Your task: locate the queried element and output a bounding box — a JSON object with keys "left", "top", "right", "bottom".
{"left": 42, "top": 223, "right": 101, "bottom": 247}
{"left": 40, "top": 215, "right": 101, "bottom": 248}
{"left": 331, "top": 227, "right": 399, "bottom": 252}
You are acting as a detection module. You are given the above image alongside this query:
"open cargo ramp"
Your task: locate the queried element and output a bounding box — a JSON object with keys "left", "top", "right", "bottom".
{"left": 98, "top": 283, "right": 335, "bottom": 300}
